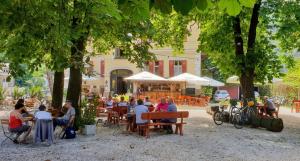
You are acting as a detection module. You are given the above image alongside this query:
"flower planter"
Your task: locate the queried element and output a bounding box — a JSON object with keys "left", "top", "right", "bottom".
{"left": 83, "top": 124, "right": 96, "bottom": 135}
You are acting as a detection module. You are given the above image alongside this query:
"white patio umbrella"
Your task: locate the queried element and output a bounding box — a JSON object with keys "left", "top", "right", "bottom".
{"left": 168, "top": 73, "right": 209, "bottom": 85}
{"left": 202, "top": 76, "right": 225, "bottom": 87}
{"left": 64, "top": 75, "right": 98, "bottom": 81}
{"left": 125, "top": 71, "right": 167, "bottom": 81}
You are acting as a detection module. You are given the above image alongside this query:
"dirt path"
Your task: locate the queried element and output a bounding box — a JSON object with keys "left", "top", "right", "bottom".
{"left": 0, "top": 109, "right": 299, "bottom": 161}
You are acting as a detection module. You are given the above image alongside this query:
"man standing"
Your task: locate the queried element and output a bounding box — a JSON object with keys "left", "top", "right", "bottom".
{"left": 53, "top": 100, "right": 76, "bottom": 130}
{"left": 162, "top": 98, "right": 177, "bottom": 134}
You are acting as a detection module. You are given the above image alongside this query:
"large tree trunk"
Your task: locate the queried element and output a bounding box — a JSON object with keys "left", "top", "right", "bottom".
{"left": 52, "top": 71, "right": 64, "bottom": 110}
{"left": 66, "top": 0, "right": 88, "bottom": 128}
{"left": 233, "top": 1, "right": 261, "bottom": 101}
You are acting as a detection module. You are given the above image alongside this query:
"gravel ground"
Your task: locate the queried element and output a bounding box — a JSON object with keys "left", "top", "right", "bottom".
{"left": 0, "top": 107, "right": 300, "bottom": 161}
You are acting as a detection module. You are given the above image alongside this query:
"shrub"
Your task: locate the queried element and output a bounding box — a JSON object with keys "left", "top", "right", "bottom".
{"left": 80, "top": 99, "right": 97, "bottom": 126}
{"left": 0, "top": 85, "right": 5, "bottom": 101}
{"left": 13, "top": 87, "right": 25, "bottom": 100}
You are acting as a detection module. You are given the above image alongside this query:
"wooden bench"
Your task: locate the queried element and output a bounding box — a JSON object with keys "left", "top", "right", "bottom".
{"left": 139, "top": 111, "right": 189, "bottom": 138}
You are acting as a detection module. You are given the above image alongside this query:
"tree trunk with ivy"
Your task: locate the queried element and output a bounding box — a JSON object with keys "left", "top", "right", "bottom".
{"left": 51, "top": 71, "right": 64, "bottom": 110}
{"left": 233, "top": 1, "right": 261, "bottom": 102}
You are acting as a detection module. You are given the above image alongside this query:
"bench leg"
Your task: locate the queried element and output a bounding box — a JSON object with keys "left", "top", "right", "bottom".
{"left": 175, "top": 125, "right": 179, "bottom": 134}
{"left": 179, "top": 124, "right": 183, "bottom": 136}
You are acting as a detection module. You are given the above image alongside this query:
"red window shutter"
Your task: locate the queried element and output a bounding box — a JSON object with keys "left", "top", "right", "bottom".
{"left": 169, "top": 60, "right": 174, "bottom": 77}
{"left": 149, "top": 61, "right": 154, "bottom": 73}
{"left": 100, "top": 60, "right": 105, "bottom": 77}
{"left": 159, "top": 60, "right": 164, "bottom": 77}
{"left": 182, "top": 60, "right": 187, "bottom": 73}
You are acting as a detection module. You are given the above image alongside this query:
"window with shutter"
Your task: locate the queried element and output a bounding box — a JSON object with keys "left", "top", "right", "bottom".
{"left": 174, "top": 60, "right": 183, "bottom": 76}
{"left": 169, "top": 60, "right": 174, "bottom": 77}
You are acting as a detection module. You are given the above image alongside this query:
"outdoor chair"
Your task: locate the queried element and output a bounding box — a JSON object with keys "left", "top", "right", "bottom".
{"left": 58, "top": 118, "right": 75, "bottom": 139}
{"left": 34, "top": 119, "right": 54, "bottom": 145}
{"left": 1, "top": 119, "right": 21, "bottom": 146}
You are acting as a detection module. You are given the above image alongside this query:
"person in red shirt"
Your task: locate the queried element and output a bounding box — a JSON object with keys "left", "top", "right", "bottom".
{"left": 9, "top": 103, "right": 32, "bottom": 144}
{"left": 155, "top": 98, "right": 168, "bottom": 112}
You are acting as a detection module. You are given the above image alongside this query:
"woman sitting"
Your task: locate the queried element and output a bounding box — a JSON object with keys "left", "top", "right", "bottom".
{"left": 155, "top": 98, "right": 168, "bottom": 112}
{"left": 9, "top": 103, "right": 32, "bottom": 144}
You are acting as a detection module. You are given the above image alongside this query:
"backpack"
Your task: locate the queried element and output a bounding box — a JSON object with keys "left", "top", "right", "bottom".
{"left": 63, "top": 127, "right": 76, "bottom": 139}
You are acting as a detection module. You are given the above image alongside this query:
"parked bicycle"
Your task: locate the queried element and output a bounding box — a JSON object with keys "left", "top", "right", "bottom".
{"left": 213, "top": 105, "right": 229, "bottom": 125}
{"left": 233, "top": 100, "right": 256, "bottom": 129}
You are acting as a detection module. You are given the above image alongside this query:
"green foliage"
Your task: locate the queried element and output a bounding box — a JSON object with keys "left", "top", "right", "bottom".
{"left": 196, "top": 1, "right": 288, "bottom": 84}
{"left": 29, "top": 86, "right": 44, "bottom": 100}
{"left": 229, "top": 99, "right": 239, "bottom": 106}
{"left": 0, "top": 85, "right": 5, "bottom": 101}
{"left": 257, "top": 85, "right": 271, "bottom": 98}
{"left": 274, "top": 0, "right": 300, "bottom": 52}
{"left": 283, "top": 59, "right": 300, "bottom": 88}
{"left": 201, "top": 86, "right": 213, "bottom": 97}
{"left": 13, "top": 87, "right": 25, "bottom": 100}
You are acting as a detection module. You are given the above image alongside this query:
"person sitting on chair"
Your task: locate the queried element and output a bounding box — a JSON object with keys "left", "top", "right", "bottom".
{"left": 118, "top": 96, "right": 128, "bottom": 106}
{"left": 53, "top": 100, "right": 75, "bottom": 130}
{"left": 143, "top": 97, "right": 152, "bottom": 107}
{"left": 9, "top": 103, "right": 32, "bottom": 144}
{"left": 155, "top": 98, "right": 168, "bottom": 112}
{"left": 161, "top": 98, "right": 177, "bottom": 134}
{"left": 35, "top": 105, "right": 52, "bottom": 120}
{"left": 134, "top": 99, "right": 149, "bottom": 126}
{"left": 105, "top": 96, "right": 114, "bottom": 109}
{"left": 263, "top": 96, "right": 276, "bottom": 117}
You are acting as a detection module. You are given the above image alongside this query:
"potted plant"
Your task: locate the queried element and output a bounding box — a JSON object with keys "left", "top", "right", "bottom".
{"left": 81, "top": 99, "right": 97, "bottom": 135}
{"left": 0, "top": 85, "right": 5, "bottom": 105}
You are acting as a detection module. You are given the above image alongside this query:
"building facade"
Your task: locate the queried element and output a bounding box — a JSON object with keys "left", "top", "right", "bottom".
{"left": 65, "top": 24, "right": 202, "bottom": 96}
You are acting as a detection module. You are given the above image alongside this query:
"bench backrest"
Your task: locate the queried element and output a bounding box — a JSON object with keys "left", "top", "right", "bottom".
{"left": 141, "top": 111, "right": 189, "bottom": 123}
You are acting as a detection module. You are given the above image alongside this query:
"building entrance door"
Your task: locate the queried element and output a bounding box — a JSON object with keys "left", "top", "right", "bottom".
{"left": 110, "top": 69, "right": 133, "bottom": 95}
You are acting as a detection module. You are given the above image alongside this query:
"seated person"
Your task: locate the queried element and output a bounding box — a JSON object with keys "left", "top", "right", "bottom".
{"left": 35, "top": 105, "right": 52, "bottom": 120}
{"left": 155, "top": 98, "right": 168, "bottom": 112}
{"left": 16, "top": 99, "right": 33, "bottom": 118}
{"left": 161, "top": 98, "right": 178, "bottom": 134}
{"left": 118, "top": 96, "right": 128, "bottom": 106}
{"left": 263, "top": 96, "right": 276, "bottom": 116}
{"left": 105, "top": 96, "right": 114, "bottom": 109}
{"left": 9, "top": 103, "right": 32, "bottom": 144}
{"left": 53, "top": 100, "right": 75, "bottom": 130}
{"left": 143, "top": 97, "right": 152, "bottom": 106}
{"left": 134, "top": 99, "right": 149, "bottom": 125}
{"left": 126, "top": 97, "right": 136, "bottom": 131}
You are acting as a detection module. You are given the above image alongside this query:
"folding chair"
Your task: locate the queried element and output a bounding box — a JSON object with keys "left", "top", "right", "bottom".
{"left": 58, "top": 118, "right": 75, "bottom": 139}
{"left": 1, "top": 119, "right": 21, "bottom": 146}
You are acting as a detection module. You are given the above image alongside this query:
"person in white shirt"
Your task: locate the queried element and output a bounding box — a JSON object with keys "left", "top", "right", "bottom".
{"left": 143, "top": 97, "right": 152, "bottom": 106}
{"left": 106, "top": 96, "right": 114, "bottom": 109}
{"left": 35, "top": 105, "right": 52, "bottom": 120}
{"left": 118, "top": 96, "right": 128, "bottom": 106}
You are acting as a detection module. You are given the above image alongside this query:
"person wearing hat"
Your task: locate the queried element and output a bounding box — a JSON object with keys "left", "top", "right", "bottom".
{"left": 53, "top": 100, "right": 76, "bottom": 130}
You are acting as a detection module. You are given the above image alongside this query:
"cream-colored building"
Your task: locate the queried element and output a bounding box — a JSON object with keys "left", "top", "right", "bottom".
{"left": 65, "top": 24, "right": 202, "bottom": 96}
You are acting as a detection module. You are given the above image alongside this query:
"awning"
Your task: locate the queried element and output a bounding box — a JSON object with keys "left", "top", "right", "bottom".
{"left": 202, "top": 76, "right": 225, "bottom": 87}
{"left": 125, "top": 71, "right": 167, "bottom": 81}
{"left": 168, "top": 73, "right": 209, "bottom": 85}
